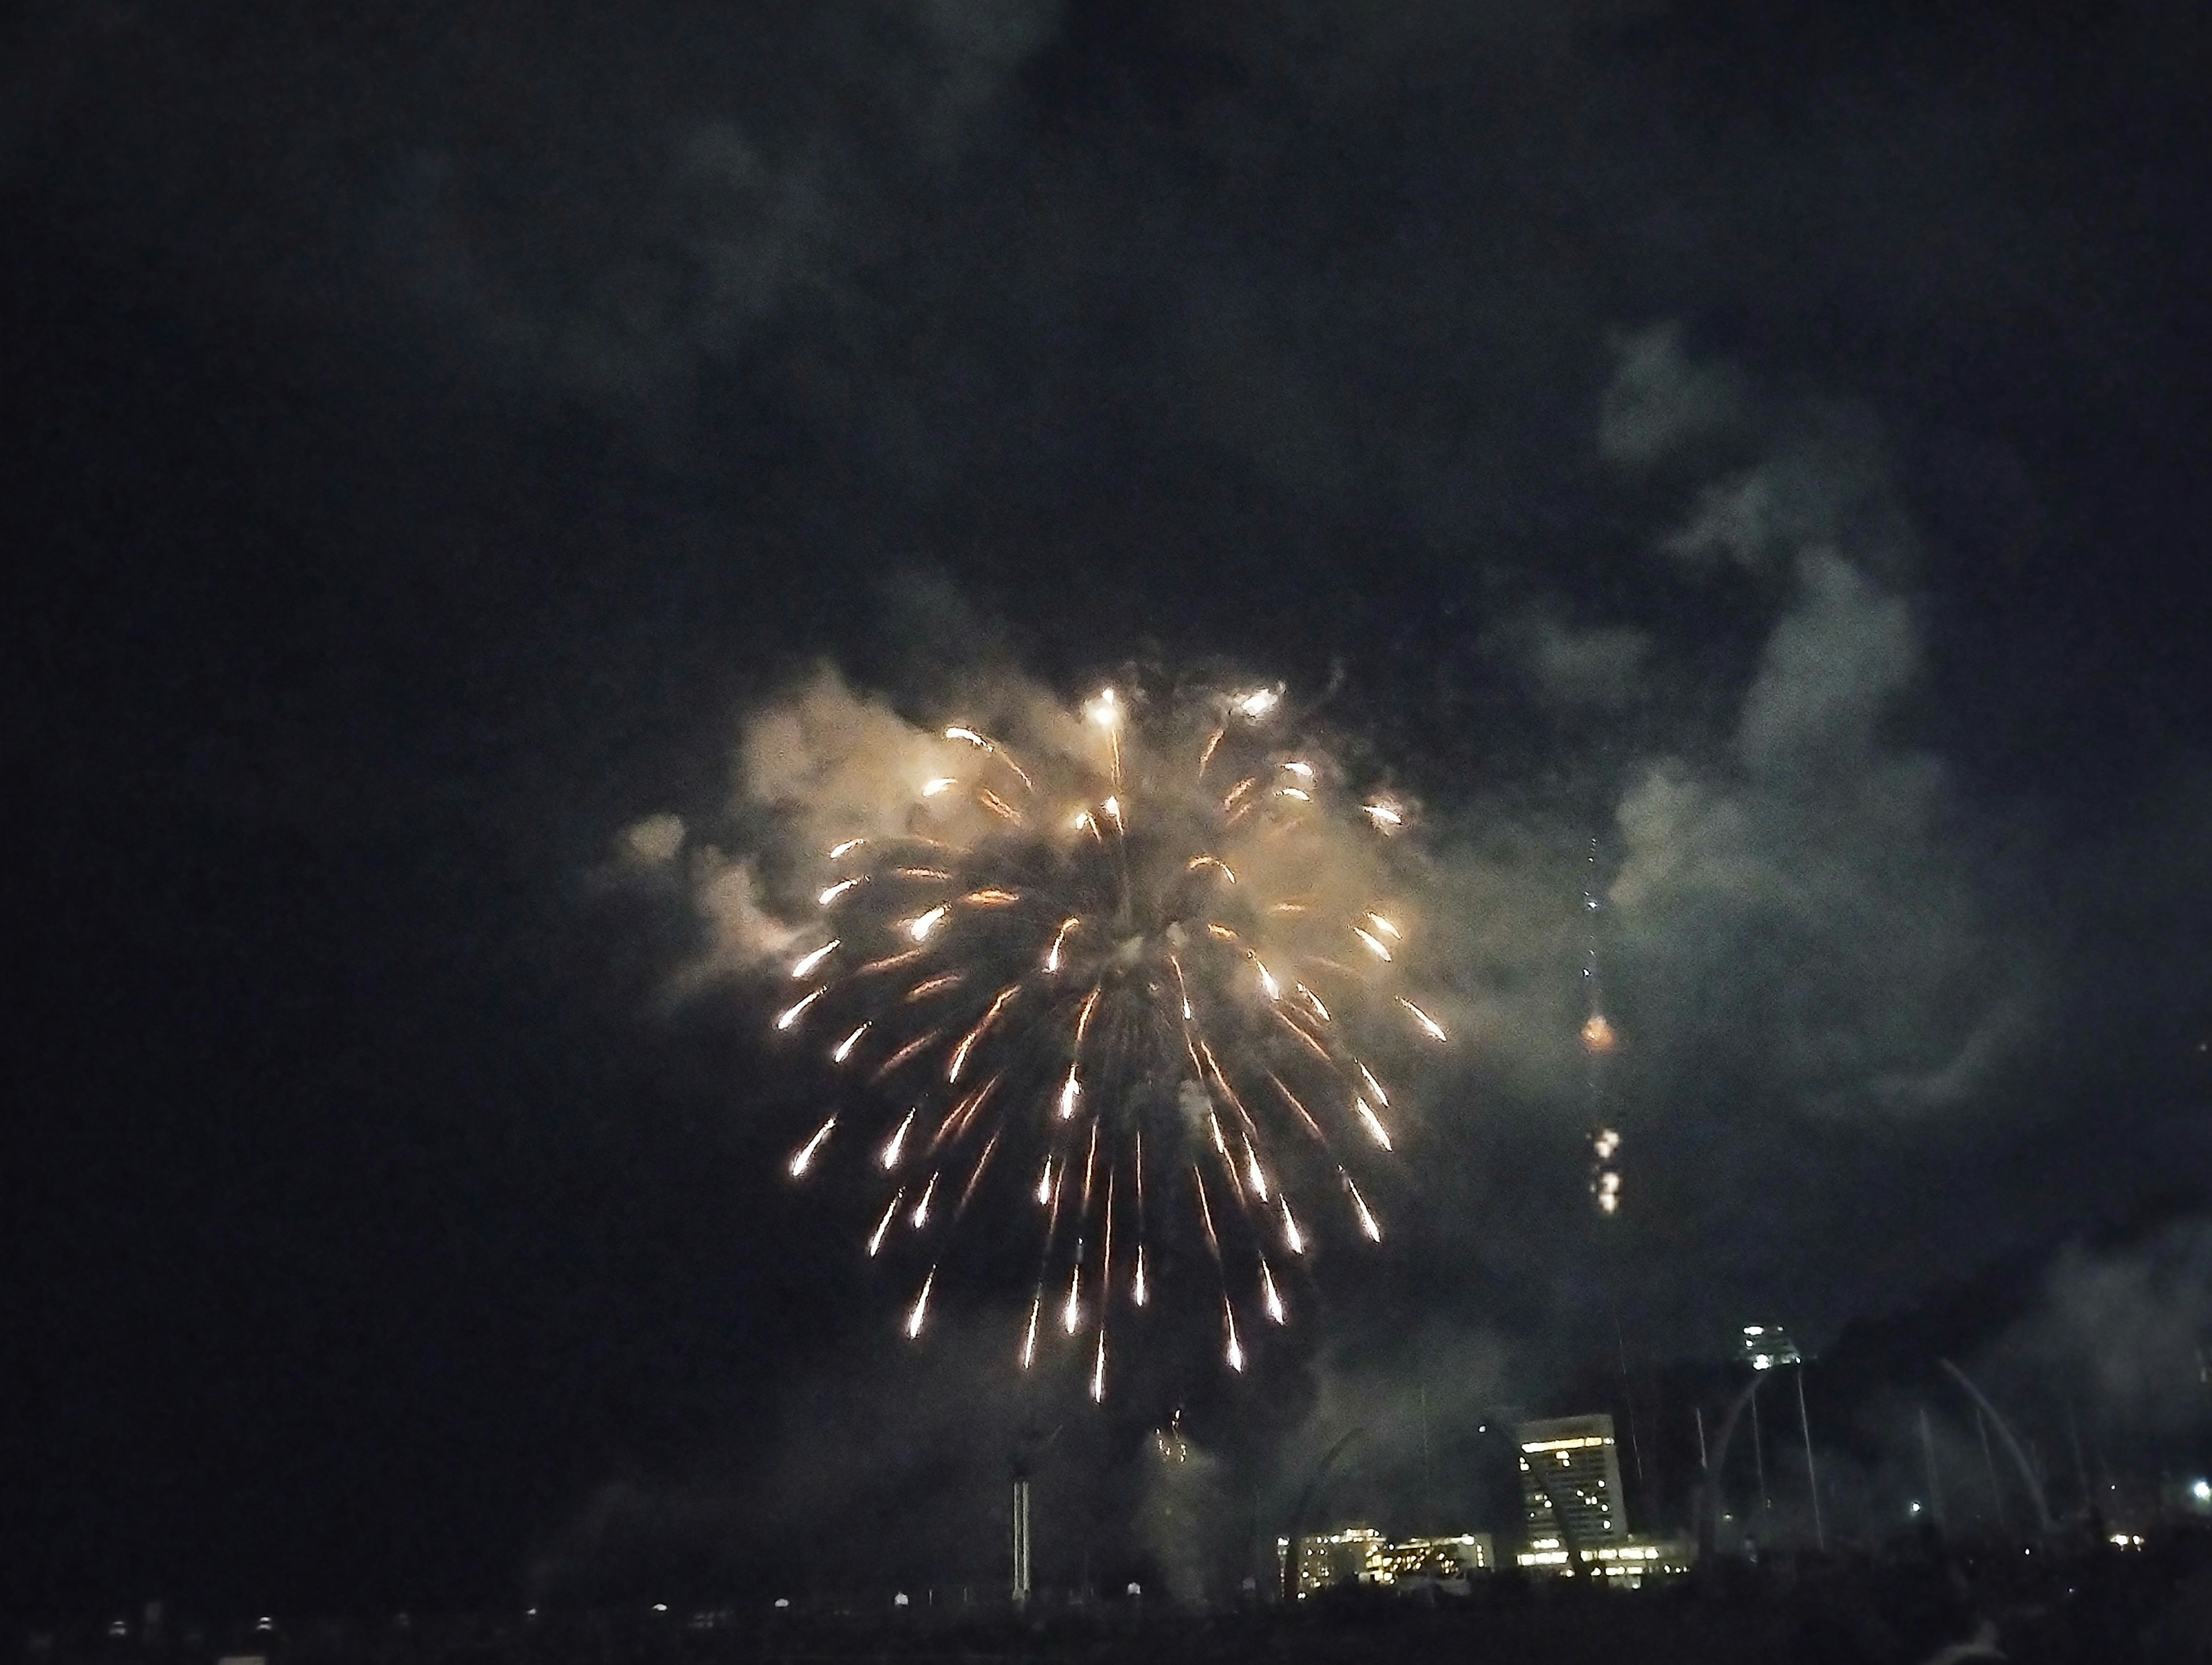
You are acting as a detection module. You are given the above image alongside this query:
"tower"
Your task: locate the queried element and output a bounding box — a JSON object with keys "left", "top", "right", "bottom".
{"left": 1010, "top": 1459, "right": 1032, "bottom": 1607}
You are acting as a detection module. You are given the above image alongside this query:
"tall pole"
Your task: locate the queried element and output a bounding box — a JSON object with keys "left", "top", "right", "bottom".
{"left": 1750, "top": 1388, "right": 1771, "bottom": 1518}
{"left": 1976, "top": 1406, "right": 2007, "bottom": 1534}
{"left": 1794, "top": 1364, "right": 1825, "bottom": 1552}
{"left": 1920, "top": 1404, "right": 1946, "bottom": 1531}
{"left": 1010, "top": 1463, "right": 1032, "bottom": 1609}
{"left": 1695, "top": 1405, "right": 1709, "bottom": 1473}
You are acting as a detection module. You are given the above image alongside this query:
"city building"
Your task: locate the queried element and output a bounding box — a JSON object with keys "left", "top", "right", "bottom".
{"left": 1516, "top": 1414, "right": 1626, "bottom": 1556}
{"left": 1278, "top": 1529, "right": 1495, "bottom": 1597}
{"left": 1517, "top": 1534, "right": 1696, "bottom": 1584}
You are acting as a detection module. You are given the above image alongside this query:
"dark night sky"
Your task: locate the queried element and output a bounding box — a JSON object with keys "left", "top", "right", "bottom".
{"left": 6, "top": 0, "right": 2212, "bottom": 1622}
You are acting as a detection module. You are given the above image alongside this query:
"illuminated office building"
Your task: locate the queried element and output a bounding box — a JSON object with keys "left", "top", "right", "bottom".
{"left": 1516, "top": 1413, "right": 1626, "bottom": 1556}
{"left": 1278, "top": 1529, "right": 1495, "bottom": 1597}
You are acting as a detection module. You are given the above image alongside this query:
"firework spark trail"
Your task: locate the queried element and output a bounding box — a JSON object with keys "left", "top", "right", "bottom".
{"left": 771, "top": 678, "right": 1452, "bottom": 1390}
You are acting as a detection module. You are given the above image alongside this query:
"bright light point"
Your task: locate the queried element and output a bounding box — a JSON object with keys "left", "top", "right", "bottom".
{"left": 1399, "top": 998, "right": 1448, "bottom": 1042}
{"left": 1282, "top": 1204, "right": 1305, "bottom": 1255}
{"left": 1262, "top": 1266, "right": 1286, "bottom": 1324}
{"left": 1058, "top": 1072, "right": 1082, "bottom": 1119}
{"left": 832, "top": 1023, "right": 869, "bottom": 1063}
{"left": 829, "top": 839, "right": 865, "bottom": 859}
{"left": 904, "top": 1272, "right": 934, "bottom": 1340}
{"left": 910, "top": 1175, "right": 937, "bottom": 1228}
{"left": 1224, "top": 1314, "right": 1245, "bottom": 1371}
{"left": 1234, "top": 688, "right": 1278, "bottom": 719}
{"left": 945, "top": 727, "right": 985, "bottom": 746}
{"left": 904, "top": 905, "right": 949, "bottom": 942}
{"left": 1090, "top": 1336, "right": 1107, "bottom": 1402}
{"left": 1086, "top": 689, "right": 1121, "bottom": 727}
{"left": 1036, "top": 1158, "right": 1054, "bottom": 1206}
{"left": 787, "top": 1117, "right": 835, "bottom": 1178}
{"left": 1277, "top": 786, "right": 1310, "bottom": 802}
{"left": 1356, "top": 1064, "right": 1388, "bottom": 1106}
{"left": 1062, "top": 1271, "right": 1081, "bottom": 1333}
{"left": 1362, "top": 801, "right": 1402, "bottom": 826}
{"left": 1355, "top": 1099, "right": 1393, "bottom": 1151}
{"left": 819, "top": 878, "right": 859, "bottom": 906}
{"left": 1255, "top": 961, "right": 1282, "bottom": 1001}
{"left": 1020, "top": 1296, "right": 1041, "bottom": 1368}
{"left": 1045, "top": 917, "right": 1080, "bottom": 973}
{"left": 775, "top": 989, "right": 824, "bottom": 1031}
{"left": 1245, "top": 1151, "right": 1269, "bottom": 1199}
{"left": 790, "top": 940, "right": 839, "bottom": 980}
{"left": 880, "top": 1110, "right": 915, "bottom": 1170}
{"left": 921, "top": 777, "right": 956, "bottom": 797}
{"left": 1298, "top": 986, "right": 1331, "bottom": 1023}
{"left": 1354, "top": 927, "right": 1393, "bottom": 962}
{"left": 2194, "top": 1479, "right": 2211, "bottom": 1503}
{"left": 1363, "top": 912, "right": 1401, "bottom": 940}
{"left": 1284, "top": 761, "right": 1314, "bottom": 779}
{"left": 867, "top": 1191, "right": 903, "bottom": 1256}
{"left": 1581, "top": 1012, "right": 1619, "bottom": 1053}
{"left": 1347, "top": 1178, "right": 1382, "bottom": 1241}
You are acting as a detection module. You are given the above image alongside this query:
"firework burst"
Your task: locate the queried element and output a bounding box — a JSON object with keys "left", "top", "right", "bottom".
{"left": 771, "top": 678, "right": 1448, "bottom": 1394}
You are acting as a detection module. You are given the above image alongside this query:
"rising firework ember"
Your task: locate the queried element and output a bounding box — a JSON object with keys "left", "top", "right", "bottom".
{"left": 771, "top": 678, "right": 1448, "bottom": 1395}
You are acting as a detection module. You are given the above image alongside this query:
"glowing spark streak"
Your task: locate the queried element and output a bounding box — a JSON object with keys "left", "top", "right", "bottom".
{"left": 1169, "top": 954, "right": 1194, "bottom": 1021}
{"left": 1284, "top": 761, "right": 1314, "bottom": 780}
{"left": 1206, "top": 923, "right": 1240, "bottom": 942}
{"left": 1278, "top": 787, "right": 1311, "bottom": 802}
{"left": 1363, "top": 801, "right": 1403, "bottom": 829}
{"left": 978, "top": 789, "right": 1024, "bottom": 825}
{"left": 1134, "top": 1249, "right": 1149, "bottom": 1306}
{"left": 1184, "top": 855, "right": 1235, "bottom": 883}
{"left": 1243, "top": 1142, "right": 1270, "bottom": 1201}
{"left": 1354, "top": 927, "right": 1394, "bottom": 961}
{"left": 775, "top": 989, "right": 824, "bottom": 1031}
{"left": 1261, "top": 1261, "right": 1286, "bottom": 1324}
{"left": 954, "top": 1129, "right": 1002, "bottom": 1217}
{"left": 1062, "top": 1266, "right": 1082, "bottom": 1334}
{"left": 921, "top": 777, "right": 957, "bottom": 797}
{"left": 904, "top": 1269, "right": 934, "bottom": 1339}
{"left": 1074, "top": 988, "right": 1103, "bottom": 1047}
{"left": 1281, "top": 1199, "right": 1305, "bottom": 1255}
{"left": 893, "top": 867, "right": 952, "bottom": 880}
{"left": 857, "top": 947, "right": 924, "bottom": 977}
{"left": 870, "top": 1029, "right": 941, "bottom": 1083}
{"left": 1267, "top": 1072, "right": 1328, "bottom": 1145}
{"left": 945, "top": 727, "right": 985, "bottom": 746}
{"left": 790, "top": 940, "right": 839, "bottom": 980}
{"left": 819, "top": 878, "right": 861, "bottom": 906}
{"left": 1363, "top": 913, "right": 1402, "bottom": 940}
{"left": 1269, "top": 901, "right": 1310, "bottom": 915}
{"left": 904, "top": 972, "right": 963, "bottom": 1002}
{"left": 1036, "top": 1155, "right": 1055, "bottom": 1206}
{"left": 1103, "top": 795, "right": 1123, "bottom": 831}
{"left": 787, "top": 1116, "right": 834, "bottom": 1177}
{"left": 962, "top": 888, "right": 1020, "bottom": 906}
{"left": 1044, "top": 917, "right": 1080, "bottom": 973}
{"left": 1273, "top": 1007, "right": 1332, "bottom": 1063}
{"left": 1356, "top": 1063, "right": 1388, "bottom": 1107}
{"left": 1081, "top": 1118, "right": 1100, "bottom": 1216}
{"left": 1020, "top": 1292, "right": 1041, "bottom": 1368}
{"left": 1207, "top": 1113, "right": 1231, "bottom": 1162}
{"left": 1198, "top": 727, "right": 1224, "bottom": 778}
{"left": 829, "top": 839, "right": 866, "bottom": 859}
{"left": 1345, "top": 1176, "right": 1383, "bottom": 1241}
{"left": 880, "top": 1110, "right": 918, "bottom": 1169}
{"left": 1297, "top": 985, "right": 1331, "bottom": 1023}
{"left": 832, "top": 1023, "right": 870, "bottom": 1063}
{"left": 904, "top": 906, "right": 949, "bottom": 942}
{"left": 910, "top": 1173, "right": 938, "bottom": 1228}
{"left": 1223, "top": 777, "right": 1259, "bottom": 810}
{"left": 1058, "top": 1071, "right": 1082, "bottom": 1120}
{"left": 868, "top": 1190, "right": 904, "bottom": 1256}
{"left": 1399, "top": 999, "right": 1449, "bottom": 1042}
{"left": 1193, "top": 1167, "right": 1222, "bottom": 1260}
{"left": 947, "top": 986, "right": 1019, "bottom": 1083}
{"left": 1254, "top": 959, "right": 1282, "bottom": 1001}
{"left": 1090, "top": 1332, "right": 1107, "bottom": 1402}
{"left": 1354, "top": 1099, "right": 1393, "bottom": 1151}
{"left": 1224, "top": 1306, "right": 1245, "bottom": 1372}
